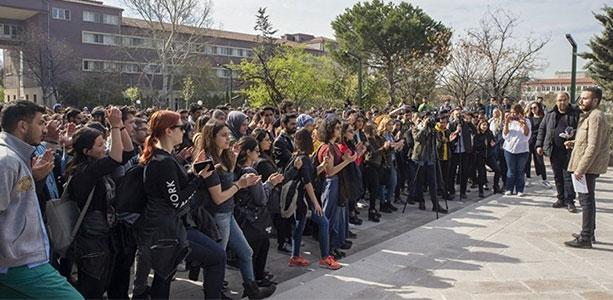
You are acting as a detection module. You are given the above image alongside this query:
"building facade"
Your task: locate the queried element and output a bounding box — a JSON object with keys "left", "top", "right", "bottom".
{"left": 0, "top": 0, "right": 331, "bottom": 108}
{"left": 521, "top": 71, "right": 596, "bottom": 101}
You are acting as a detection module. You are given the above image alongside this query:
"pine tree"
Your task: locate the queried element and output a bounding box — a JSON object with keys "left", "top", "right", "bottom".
{"left": 580, "top": 6, "right": 613, "bottom": 100}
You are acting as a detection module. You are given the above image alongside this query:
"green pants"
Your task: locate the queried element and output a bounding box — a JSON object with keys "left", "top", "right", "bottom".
{"left": 0, "top": 263, "right": 83, "bottom": 299}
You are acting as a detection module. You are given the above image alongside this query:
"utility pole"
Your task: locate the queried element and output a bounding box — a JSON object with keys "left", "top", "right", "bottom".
{"left": 565, "top": 34, "right": 578, "bottom": 104}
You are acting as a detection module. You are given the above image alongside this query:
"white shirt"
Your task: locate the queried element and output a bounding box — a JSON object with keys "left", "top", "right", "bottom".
{"left": 502, "top": 118, "right": 531, "bottom": 154}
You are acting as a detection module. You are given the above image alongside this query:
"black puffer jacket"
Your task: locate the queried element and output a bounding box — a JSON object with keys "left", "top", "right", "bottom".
{"left": 535, "top": 105, "right": 580, "bottom": 157}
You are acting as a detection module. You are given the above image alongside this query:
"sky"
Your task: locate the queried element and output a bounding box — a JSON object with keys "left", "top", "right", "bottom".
{"left": 118, "top": 0, "right": 602, "bottom": 78}
{"left": 2, "top": 0, "right": 607, "bottom": 78}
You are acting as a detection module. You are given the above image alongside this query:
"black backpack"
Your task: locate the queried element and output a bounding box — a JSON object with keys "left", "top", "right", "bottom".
{"left": 113, "top": 164, "right": 147, "bottom": 224}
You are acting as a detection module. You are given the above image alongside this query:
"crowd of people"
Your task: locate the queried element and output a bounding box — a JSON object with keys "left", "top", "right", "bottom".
{"left": 0, "top": 86, "right": 609, "bottom": 299}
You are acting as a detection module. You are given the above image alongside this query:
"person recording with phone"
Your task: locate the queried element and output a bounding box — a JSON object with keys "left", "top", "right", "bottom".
{"left": 502, "top": 104, "right": 531, "bottom": 197}
{"left": 535, "top": 92, "right": 580, "bottom": 212}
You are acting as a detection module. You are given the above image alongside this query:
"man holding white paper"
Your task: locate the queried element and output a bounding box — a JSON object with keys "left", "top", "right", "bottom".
{"left": 565, "top": 87, "right": 610, "bottom": 249}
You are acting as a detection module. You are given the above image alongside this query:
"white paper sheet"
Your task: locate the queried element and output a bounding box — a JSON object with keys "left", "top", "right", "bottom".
{"left": 572, "top": 174, "right": 588, "bottom": 193}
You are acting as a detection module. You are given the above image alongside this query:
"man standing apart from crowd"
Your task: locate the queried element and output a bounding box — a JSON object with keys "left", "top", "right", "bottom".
{"left": 536, "top": 92, "right": 580, "bottom": 213}
{"left": 0, "top": 101, "right": 83, "bottom": 299}
{"left": 565, "top": 87, "right": 610, "bottom": 249}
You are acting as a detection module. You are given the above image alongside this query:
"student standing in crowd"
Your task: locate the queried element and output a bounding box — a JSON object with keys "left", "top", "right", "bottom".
{"left": 198, "top": 121, "right": 276, "bottom": 299}
{"left": 502, "top": 104, "right": 531, "bottom": 196}
{"left": 288, "top": 128, "right": 342, "bottom": 270}
{"left": 525, "top": 101, "right": 548, "bottom": 187}
{"left": 0, "top": 101, "right": 83, "bottom": 299}
{"left": 139, "top": 111, "right": 226, "bottom": 299}
{"left": 565, "top": 87, "right": 610, "bottom": 249}
{"left": 536, "top": 92, "right": 580, "bottom": 212}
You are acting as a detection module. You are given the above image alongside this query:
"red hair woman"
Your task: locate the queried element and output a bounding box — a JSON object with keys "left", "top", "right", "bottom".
{"left": 138, "top": 110, "right": 226, "bottom": 299}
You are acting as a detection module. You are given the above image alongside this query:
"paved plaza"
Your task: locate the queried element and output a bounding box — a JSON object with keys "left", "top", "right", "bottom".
{"left": 270, "top": 167, "right": 613, "bottom": 300}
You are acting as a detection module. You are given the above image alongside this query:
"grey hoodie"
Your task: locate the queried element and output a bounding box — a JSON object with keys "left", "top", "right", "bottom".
{"left": 0, "top": 132, "right": 49, "bottom": 269}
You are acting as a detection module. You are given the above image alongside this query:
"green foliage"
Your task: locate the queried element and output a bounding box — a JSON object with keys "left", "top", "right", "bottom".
{"left": 580, "top": 5, "right": 613, "bottom": 101}
{"left": 236, "top": 47, "right": 345, "bottom": 108}
{"left": 0, "top": 87, "right": 4, "bottom": 103}
{"left": 123, "top": 87, "right": 141, "bottom": 104}
{"left": 181, "top": 75, "right": 195, "bottom": 109}
{"left": 331, "top": 0, "right": 451, "bottom": 106}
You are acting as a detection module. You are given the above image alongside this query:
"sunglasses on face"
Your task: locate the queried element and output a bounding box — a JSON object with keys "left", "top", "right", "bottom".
{"left": 172, "top": 124, "right": 186, "bottom": 131}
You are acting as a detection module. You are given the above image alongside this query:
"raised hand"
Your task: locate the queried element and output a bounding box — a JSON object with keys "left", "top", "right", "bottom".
{"left": 106, "top": 107, "right": 123, "bottom": 128}
{"left": 268, "top": 172, "right": 284, "bottom": 186}
{"left": 179, "top": 146, "right": 194, "bottom": 161}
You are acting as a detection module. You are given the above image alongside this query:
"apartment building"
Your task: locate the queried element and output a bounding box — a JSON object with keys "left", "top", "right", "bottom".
{"left": 0, "top": 0, "right": 331, "bottom": 108}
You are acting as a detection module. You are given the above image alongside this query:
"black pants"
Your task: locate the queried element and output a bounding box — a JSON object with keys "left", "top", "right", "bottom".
{"left": 249, "top": 237, "right": 270, "bottom": 281}
{"left": 273, "top": 213, "right": 293, "bottom": 246}
{"left": 476, "top": 154, "right": 502, "bottom": 193}
{"left": 107, "top": 225, "right": 137, "bottom": 299}
{"left": 527, "top": 144, "right": 547, "bottom": 180}
{"left": 579, "top": 174, "right": 598, "bottom": 240}
{"left": 363, "top": 162, "right": 380, "bottom": 208}
{"left": 550, "top": 148, "right": 575, "bottom": 204}
{"left": 415, "top": 163, "right": 439, "bottom": 208}
{"left": 439, "top": 159, "right": 452, "bottom": 194}
{"left": 448, "top": 153, "right": 471, "bottom": 195}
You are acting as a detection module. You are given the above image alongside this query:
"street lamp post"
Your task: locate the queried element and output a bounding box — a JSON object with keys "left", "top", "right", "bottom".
{"left": 345, "top": 51, "right": 363, "bottom": 107}
{"left": 565, "top": 34, "right": 578, "bottom": 104}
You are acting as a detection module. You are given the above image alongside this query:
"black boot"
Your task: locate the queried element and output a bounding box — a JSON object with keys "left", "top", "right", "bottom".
{"left": 368, "top": 210, "right": 380, "bottom": 222}
{"left": 243, "top": 280, "right": 276, "bottom": 299}
{"left": 418, "top": 201, "right": 426, "bottom": 210}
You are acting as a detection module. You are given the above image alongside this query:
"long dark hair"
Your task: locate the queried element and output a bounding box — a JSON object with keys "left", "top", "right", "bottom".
{"left": 200, "top": 120, "right": 235, "bottom": 171}
{"left": 235, "top": 136, "right": 259, "bottom": 167}
{"left": 294, "top": 128, "right": 314, "bottom": 155}
{"left": 251, "top": 128, "right": 274, "bottom": 164}
{"left": 317, "top": 117, "right": 340, "bottom": 143}
{"left": 67, "top": 127, "right": 104, "bottom": 176}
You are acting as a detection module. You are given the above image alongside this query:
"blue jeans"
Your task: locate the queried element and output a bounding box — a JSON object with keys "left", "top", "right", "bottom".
{"left": 503, "top": 151, "right": 530, "bottom": 193}
{"left": 322, "top": 176, "right": 345, "bottom": 250}
{"left": 214, "top": 212, "right": 255, "bottom": 282}
{"left": 292, "top": 209, "right": 330, "bottom": 258}
{"left": 0, "top": 263, "right": 83, "bottom": 299}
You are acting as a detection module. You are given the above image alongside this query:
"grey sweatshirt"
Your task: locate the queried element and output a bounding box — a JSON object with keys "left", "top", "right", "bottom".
{"left": 0, "top": 132, "right": 49, "bottom": 269}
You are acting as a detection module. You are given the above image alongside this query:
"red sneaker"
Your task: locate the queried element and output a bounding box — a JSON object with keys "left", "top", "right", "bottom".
{"left": 288, "top": 256, "right": 310, "bottom": 267}
{"left": 319, "top": 256, "right": 342, "bottom": 270}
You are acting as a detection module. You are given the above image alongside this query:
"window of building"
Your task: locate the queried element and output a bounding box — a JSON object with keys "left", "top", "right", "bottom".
{"left": 52, "top": 8, "right": 71, "bottom": 20}
{"left": 94, "top": 34, "right": 104, "bottom": 44}
{"left": 0, "top": 24, "right": 18, "bottom": 39}
{"left": 33, "top": 95, "right": 37, "bottom": 102}
{"left": 103, "top": 15, "right": 119, "bottom": 25}
{"left": 211, "top": 46, "right": 218, "bottom": 55}
{"left": 246, "top": 50, "right": 253, "bottom": 57}
{"left": 25, "top": 94, "right": 29, "bottom": 100}
{"left": 237, "top": 49, "right": 244, "bottom": 57}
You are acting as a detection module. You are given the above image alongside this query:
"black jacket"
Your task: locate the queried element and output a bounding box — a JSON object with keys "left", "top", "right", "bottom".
{"left": 273, "top": 131, "right": 294, "bottom": 170}
{"left": 535, "top": 105, "right": 580, "bottom": 157}
{"left": 449, "top": 121, "right": 476, "bottom": 154}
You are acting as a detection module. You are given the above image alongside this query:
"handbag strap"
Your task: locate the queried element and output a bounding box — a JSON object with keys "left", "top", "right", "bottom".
{"left": 70, "top": 184, "right": 96, "bottom": 240}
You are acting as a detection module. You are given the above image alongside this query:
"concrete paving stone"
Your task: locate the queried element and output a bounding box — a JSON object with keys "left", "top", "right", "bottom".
{"left": 486, "top": 262, "right": 542, "bottom": 281}
{"left": 522, "top": 279, "right": 603, "bottom": 293}
{"left": 453, "top": 280, "right": 533, "bottom": 294}
{"left": 580, "top": 291, "right": 613, "bottom": 300}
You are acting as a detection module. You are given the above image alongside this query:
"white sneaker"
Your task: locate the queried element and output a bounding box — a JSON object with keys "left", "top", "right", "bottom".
{"left": 542, "top": 181, "right": 552, "bottom": 188}
{"left": 504, "top": 191, "right": 512, "bottom": 196}
{"left": 517, "top": 192, "right": 525, "bottom": 197}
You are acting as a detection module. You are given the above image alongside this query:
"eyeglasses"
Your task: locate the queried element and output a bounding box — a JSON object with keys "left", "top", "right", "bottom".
{"left": 172, "top": 124, "right": 186, "bottom": 131}
{"left": 530, "top": 106, "right": 538, "bottom": 110}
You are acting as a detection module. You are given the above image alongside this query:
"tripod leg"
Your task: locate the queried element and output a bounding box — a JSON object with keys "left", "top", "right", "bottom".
{"left": 403, "top": 164, "right": 421, "bottom": 214}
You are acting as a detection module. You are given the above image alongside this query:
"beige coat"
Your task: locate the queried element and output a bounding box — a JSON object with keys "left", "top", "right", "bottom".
{"left": 568, "top": 108, "right": 610, "bottom": 175}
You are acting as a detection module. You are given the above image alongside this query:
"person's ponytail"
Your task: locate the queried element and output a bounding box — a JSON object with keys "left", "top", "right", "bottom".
{"left": 139, "top": 135, "right": 157, "bottom": 165}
